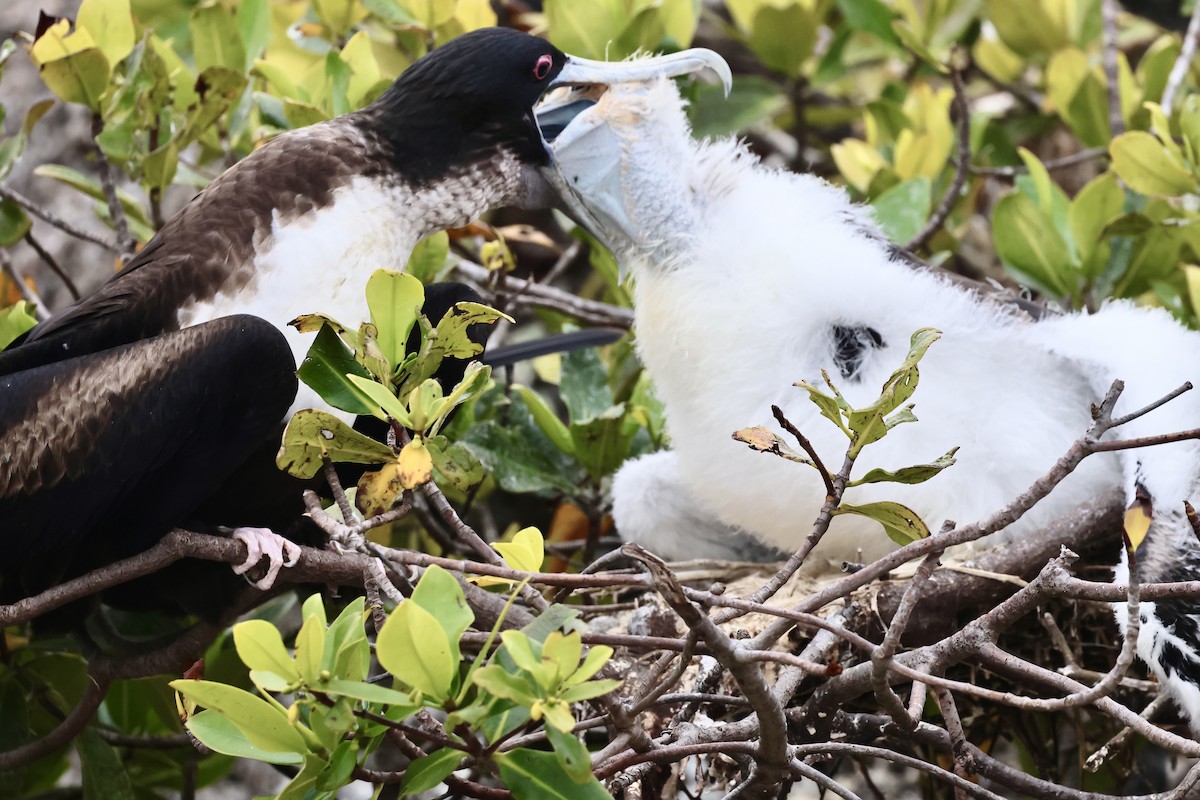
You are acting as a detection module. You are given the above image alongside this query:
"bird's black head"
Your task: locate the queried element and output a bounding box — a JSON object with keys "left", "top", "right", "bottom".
{"left": 358, "top": 28, "right": 567, "bottom": 184}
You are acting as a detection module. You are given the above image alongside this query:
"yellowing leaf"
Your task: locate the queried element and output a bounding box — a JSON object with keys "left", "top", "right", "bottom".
{"left": 276, "top": 409, "right": 396, "bottom": 479}
{"left": 30, "top": 18, "right": 96, "bottom": 63}
{"left": 894, "top": 83, "right": 954, "bottom": 181}
{"left": 30, "top": 20, "right": 110, "bottom": 110}
{"left": 1110, "top": 131, "right": 1198, "bottom": 197}
{"left": 494, "top": 526, "right": 545, "bottom": 573}
{"left": 397, "top": 437, "right": 433, "bottom": 489}
{"left": 832, "top": 138, "right": 887, "bottom": 193}
{"left": 356, "top": 461, "right": 403, "bottom": 517}
{"left": 453, "top": 0, "right": 498, "bottom": 31}
{"left": 77, "top": 0, "right": 135, "bottom": 68}
{"left": 834, "top": 500, "right": 931, "bottom": 545}
{"left": 1185, "top": 265, "right": 1200, "bottom": 317}
{"left": 340, "top": 31, "right": 382, "bottom": 108}
{"left": 1124, "top": 492, "right": 1153, "bottom": 552}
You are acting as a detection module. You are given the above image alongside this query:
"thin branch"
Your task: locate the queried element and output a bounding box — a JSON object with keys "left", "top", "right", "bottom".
{"left": 1101, "top": 0, "right": 1124, "bottom": 137}
{"left": 91, "top": 115, "right": 136, "bottom": 265}
{"left": 0, "top": 248, "right": 49, "bottom": 320}
{"left": 905, "top": 63, "right": 970, "bottom": 252}
{"left": 0, "top": 676, "right": 109, "bottom": 768}
{"left": 789, "top": 743, "right": 1007, "bottom": 800}
{"left": 0, "top": 185, "right": 118, "bottom": 252}
{"left": 1163, "top": 0, "right": 1200, "bottom": 112}
{"left": 970, "top": 147, "right": 1107, "bottom": 178}
{"left": 771, "top": 403, "right": 834, "bottom": 497}
{"left": 451, "top": 257, "right": 633, "bottom": 328}
{"left": 872, "top": 551, "right": 941, "bottom": 729}
{"left": 624, "top": 544, "right": 790, "bottom": 795}
{"left": 23, "top": 231, "right": 79, "bottom": 300}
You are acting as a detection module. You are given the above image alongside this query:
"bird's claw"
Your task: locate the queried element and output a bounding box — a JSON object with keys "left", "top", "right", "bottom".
{"left": 232, "top": 527, "right": 301, "bottom": 590}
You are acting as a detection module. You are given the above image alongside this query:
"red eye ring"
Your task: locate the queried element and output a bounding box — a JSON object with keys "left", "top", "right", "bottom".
{"left": 533, "top": 53, "right": 553, "bottom": 81}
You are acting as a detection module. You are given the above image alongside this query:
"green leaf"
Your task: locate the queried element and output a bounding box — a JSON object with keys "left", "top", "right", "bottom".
{"left": 891, "top": 20, "right": 946, "bottom": 71}
{"left": 284, "top": 98, "right": 329, "bottom": 128}
{"left": 427, "top": 435, "right": 485, "bottom": 492}
{"left": 564, "top": 645, "right": 613, "bottom": 687}
{"left": 361, "top": 0, "right": 419, "bottom": 24}
{"left": 77, "top": 728, "right": 134, "bottom": 800}
{"left": 513, "top": 385, "right": 574, "bottom": 455}
{"left": 293, "top": 614, "right": 326, "bottom": 685}
{"left": 185, "top": 709, "right": 304, "bottom": 765}
{"left": 33, "top": 164, "right": 152, "bottom": 230}
{"left": 570, "top": 404, "right": 635, "bottom": 481}
{"left": 190, "top": 5, "right": 246, "bottom": 73}
{"left": 170, "top": 680, "right": 309, "bottom": 754}
{"left": 366, "top": 269, "right": 425, "bottom": 370}
{"left": 837, "top": 0, "right": 900, "bottom": 45}
{"left": 500, "top": 630, "right": 543, "bottom": 676}
{"left": 560, "top": 348, "right": 613, "bottom": 424}
{"left": 328, "top": 599, "right": 371, "bottom": 683}
{"left": 433, "top": 301, "right": 513, "bottom": 359}
{"left": 472, "top": 665, "right": 538, "bottom": 706}
{"left": 992, "top": 192, "right": 1074, "bottom": 296}
{"left": 406, "top": 230, "right": 450, "bottom": 283}
{"left": 795, "top": 380, "right": 851, "bottom": 437}
{"left": 412, "top": 565, "right": 475, "bottom": 666}
{"left": 297, "top": 324, "right": 377, "bottom": 416}
{"left": 401, "top": 748, "right": 463, "bottom": 795}
{"left": 318, "top": 741, "right": 358, "bottom": 792}
{"left": 834, "top": 500, "right": 931, "bottom": 545}
{"left": 233, "top": 619, "right": 301, "bottom": 684}
{"left": 348, "top": 374, "right": 412, "bottom": 425}
{"left": 870, "top": 177, "right": 931, "bottom": 244}
{"left": 427, "top": 361, "right": 491, "bottom": 435}
{"left": 1110, "top": 131, "right": 1198, "bottom": 197}
{"left": 850, "top": 448, "right": 958, "bottom": 486}
{"left": 321, "top": 678, "right": 419, "bottom": 711}
{"left": 544, "top": 0, "right": 626, "bottom": 59}
{"left": 462, "top": 394, "right": 584, "bottom": 494}
{"left": 542, "top": 631, "right": 582, "bottom": 686}
{"left": 546, "top": 725, "right": 592, "bottom": 783}
{"left": 1069, "top": 172, "right": 1125, "bottom": 277}
{"left": 558, "top": 679, "right": 622, "bottom": 703}
{"left": 376, "top": 600, "right": 455, "bottom": 701}
{"left": 77, "top": 0, "right": 135, "bottom": 69}
{"left": 0, "top": 198, "right": 31, "bottom": 248}
{"left": 398, "top": 0, "right": 456, "bottom": 28}
{"left": 688, "top": 75, "right": 787, "bottom": 139}
{"left": 495, "top": 748, "right": 613, "bottom": 799}
{"left": 866, "top": 328, "right": 941, "bottom": 417}
{"left": 0, "top": 136, "right": 24, "bottom": 184}
{"left": 276, "top": 408, "right": 397, "bottom": 479}
{"left": 743, "top": 3, "right": 822, "bottom": 77}
{"left": 314, "top": 0, "right": 365, "bottom": 41}
{"left": 276, "top": 754, "right": 326, "bottom": 800}
{"left": 236, "top": 0, "right": 271, "bottom": 66}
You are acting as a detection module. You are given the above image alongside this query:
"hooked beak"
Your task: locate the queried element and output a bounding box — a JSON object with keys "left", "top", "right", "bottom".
{"left": 550, "top": 49, "right": 732, "bottom": 95}
{"left": 533, "top": 48, "right": 731, "bottom": 258}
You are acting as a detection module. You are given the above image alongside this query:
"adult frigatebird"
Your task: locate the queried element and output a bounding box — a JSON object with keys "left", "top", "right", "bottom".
{"left": 549, "top": 78, "right": 1200, "bottom": 729}
{"left": 0, "top": 28, "right": 730, "bottom": 616}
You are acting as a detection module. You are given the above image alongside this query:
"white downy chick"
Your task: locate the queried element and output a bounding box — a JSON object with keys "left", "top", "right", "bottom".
{"left": 549, "top": 77, "right": 1200, "bottom": 728}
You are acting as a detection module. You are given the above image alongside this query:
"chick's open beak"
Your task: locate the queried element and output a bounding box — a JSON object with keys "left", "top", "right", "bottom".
{"left": 533, "top": 48, "right": 731, "bottom": 259}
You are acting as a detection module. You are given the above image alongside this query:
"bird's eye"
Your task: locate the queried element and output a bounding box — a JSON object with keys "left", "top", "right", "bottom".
{"left": 533, "top": 54, "right": 553, "bottom": 81}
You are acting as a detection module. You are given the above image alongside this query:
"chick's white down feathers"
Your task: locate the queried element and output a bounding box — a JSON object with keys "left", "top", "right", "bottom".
{"left": 551, "top": 78, "right": 1200, "bottom": 725}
